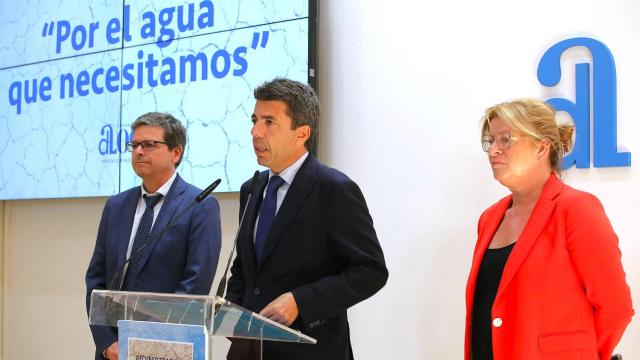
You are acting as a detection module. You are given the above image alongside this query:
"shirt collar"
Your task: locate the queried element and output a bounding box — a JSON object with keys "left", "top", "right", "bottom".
{"left": 269, "top": 152, "right": 309, "bottom": 186}
{"left": 141, "top": 171, "right": 177, "bottom": 197}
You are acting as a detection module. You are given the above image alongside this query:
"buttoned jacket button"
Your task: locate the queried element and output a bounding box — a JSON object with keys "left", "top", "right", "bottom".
{"left": 492, "top": 317, "right": 503, "bottom": 328}
{"left": 253, "top": 288, "right": 261, "bottom": 295}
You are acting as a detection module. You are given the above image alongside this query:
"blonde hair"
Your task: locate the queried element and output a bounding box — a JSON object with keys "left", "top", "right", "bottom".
{"left": 481, "top": 98, "right": 574, "bottom": 173}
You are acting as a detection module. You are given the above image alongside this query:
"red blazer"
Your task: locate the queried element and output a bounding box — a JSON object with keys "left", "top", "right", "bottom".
{"left": 465, "top": 174, "right": 633, "bottom": 360}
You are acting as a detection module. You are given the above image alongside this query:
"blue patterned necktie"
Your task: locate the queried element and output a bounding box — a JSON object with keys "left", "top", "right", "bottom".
{"left": 122, "top": 193, "right": 164, "bottom": 291}
{"left": 255, "top": 176, "right": 285, "bottom": 265}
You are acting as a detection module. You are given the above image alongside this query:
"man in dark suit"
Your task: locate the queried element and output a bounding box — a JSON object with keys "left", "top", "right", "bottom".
{"left": 226, "top": 78, "right": 388, "bottom": 360}
{"left": 85, "top": 112, "right": 221, "bottom": 360}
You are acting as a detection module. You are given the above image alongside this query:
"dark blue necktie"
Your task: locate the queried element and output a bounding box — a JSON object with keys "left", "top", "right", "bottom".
{"left": 122, "top": 193, "right": 164, "bottom": 291}
{"left": 255, "top": 176, "right": 285, "bottom": 264}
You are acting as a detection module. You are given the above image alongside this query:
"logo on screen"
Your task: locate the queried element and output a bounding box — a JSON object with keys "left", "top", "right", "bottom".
{"left": 537, "top": 37, "right": 631, "bottom": 169}
{"left": 99, "top": 124, "right": 132, "bottom": 155}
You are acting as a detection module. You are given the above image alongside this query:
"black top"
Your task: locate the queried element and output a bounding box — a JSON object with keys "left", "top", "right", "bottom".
{"left": 472, "top": 242, "right": 515, "bottom": 360}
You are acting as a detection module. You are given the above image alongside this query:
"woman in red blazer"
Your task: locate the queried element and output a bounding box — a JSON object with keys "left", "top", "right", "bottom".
{"left": 465, "top": 99, "right": 633, "bottom": 360}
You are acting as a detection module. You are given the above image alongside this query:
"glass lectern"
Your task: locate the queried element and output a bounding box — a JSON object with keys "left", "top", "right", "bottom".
{"left": 89, "top": 290, "right": 316, "bottom": 360}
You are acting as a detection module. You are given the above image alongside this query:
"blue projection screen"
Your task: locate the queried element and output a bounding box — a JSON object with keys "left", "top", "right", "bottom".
{"left": 0, "top": 0, "right": 315, "bottom": 199}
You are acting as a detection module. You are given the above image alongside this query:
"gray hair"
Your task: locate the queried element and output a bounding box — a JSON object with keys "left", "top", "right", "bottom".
{"left": 131, "top": 112, "right": 187, "bottom": 167}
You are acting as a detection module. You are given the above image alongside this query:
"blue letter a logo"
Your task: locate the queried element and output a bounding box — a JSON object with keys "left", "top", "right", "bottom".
{"left": 537, "top": 37, "right": 630, "bottom": 169}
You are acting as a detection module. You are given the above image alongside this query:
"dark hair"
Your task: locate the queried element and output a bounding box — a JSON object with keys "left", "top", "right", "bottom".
{"left": 131, "top": 112, "right": 187, "bottom": 167}
{"left": 254, "top": 78, "right": 319, "bottom": 150}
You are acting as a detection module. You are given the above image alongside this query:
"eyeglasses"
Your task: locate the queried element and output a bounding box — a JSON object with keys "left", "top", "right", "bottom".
{"left": 481, "top": 131, "right": 521, "bottom": 152}
{"left": 126, "top": 140, "right": 168, "bottom": 152}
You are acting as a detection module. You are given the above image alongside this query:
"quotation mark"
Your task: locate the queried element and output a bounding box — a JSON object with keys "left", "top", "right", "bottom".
{"left": 251, "top": 31, "right": 269, "bottom": 50}
{"left": 41, "top": 21, "right": 55, "bottom": 37}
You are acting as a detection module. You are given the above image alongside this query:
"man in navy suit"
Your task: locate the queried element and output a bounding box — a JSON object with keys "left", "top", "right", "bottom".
{"left": 226, "top": 78, "right": 388, "bottom": 359}
{"left": 85, "top": 112, "right": 221, "bottom": 360}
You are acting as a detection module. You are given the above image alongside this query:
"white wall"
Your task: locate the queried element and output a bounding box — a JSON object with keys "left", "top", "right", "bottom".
{"left": 317, "top": 0, "right": 639, "bottom": 358}
{"left": 1, "top": 0, "right": 639, "bottom": 358}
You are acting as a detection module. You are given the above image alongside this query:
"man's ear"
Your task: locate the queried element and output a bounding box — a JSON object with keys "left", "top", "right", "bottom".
{"left": 172, "top": 145, "right": 183, "bottom": 164}
{"left": 296, "top": 125, "right": 311, "bottom": 146}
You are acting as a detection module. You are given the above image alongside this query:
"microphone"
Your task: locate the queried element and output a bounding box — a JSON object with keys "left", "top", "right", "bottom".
{"left": 108, "top": 178, "right": 222, "bottom": 291}
{"left": 197, "top": 179, "right": 222, "bottom": 202}
{"left": 215, "top": 170, "right": 261, "bottom": 299}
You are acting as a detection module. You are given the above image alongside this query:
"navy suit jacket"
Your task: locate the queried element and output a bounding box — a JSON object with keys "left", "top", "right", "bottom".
{"left": 85, "top": 174, "right": 221, "bottom": 359}
{"left": 226, "top": 155, "right": 388, "bottom": 360}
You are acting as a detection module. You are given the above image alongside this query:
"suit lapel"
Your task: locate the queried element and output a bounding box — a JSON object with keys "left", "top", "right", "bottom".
{"left": 117, "top": 188, "right": 141, "bottom": 269}
{"left": 136, "top": 174, "right": 188, "bottom": 274}
{"left": 496, "top": 173, "right": 563, "bottom": 299}
{"left": 258, "top": 156, "right": 319, "bottom": 270}
{"left": 467, "top": 196, "right": 512, "bottom": 302}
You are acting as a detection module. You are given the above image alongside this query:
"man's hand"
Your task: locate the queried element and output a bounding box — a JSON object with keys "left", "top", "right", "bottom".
{"left": 259, "top": 292, "right": 299, "bottom": 326}
{"left": 104, "top": 341, "right": 118, "bottom": 360}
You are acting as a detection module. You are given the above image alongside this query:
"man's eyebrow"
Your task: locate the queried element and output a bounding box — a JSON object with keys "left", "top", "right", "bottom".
{"left": 253, "top": 114, "right": 276, "bottom": 120}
